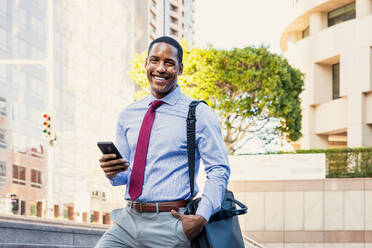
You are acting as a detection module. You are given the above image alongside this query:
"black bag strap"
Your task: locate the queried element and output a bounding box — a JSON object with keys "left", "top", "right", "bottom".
{"left": 186, "top": 100, "right": 248, "bottom": 218}
{"left": 187, "top": 100, "right": 207, "bottom": 200}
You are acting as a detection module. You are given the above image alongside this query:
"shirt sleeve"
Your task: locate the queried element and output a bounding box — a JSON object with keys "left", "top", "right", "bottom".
{"left": 108, "top": 111, "right": 132, "bottom": 186}
{"left": 194, "top": 104, "right": 230, "bottom": 221}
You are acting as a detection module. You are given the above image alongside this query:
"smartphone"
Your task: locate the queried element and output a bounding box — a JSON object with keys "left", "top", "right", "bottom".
{"left": 97, "top": 141, "right": 123, "bottom": 159}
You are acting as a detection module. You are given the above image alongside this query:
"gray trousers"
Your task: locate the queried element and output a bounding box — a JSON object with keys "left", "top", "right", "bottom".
{"left": 95, "top": 207, "right": 191, "bottom": 248}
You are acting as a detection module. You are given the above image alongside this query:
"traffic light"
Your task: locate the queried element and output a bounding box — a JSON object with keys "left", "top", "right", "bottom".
{"left": 43, "top": 114, "right": 51, "bottom": 136}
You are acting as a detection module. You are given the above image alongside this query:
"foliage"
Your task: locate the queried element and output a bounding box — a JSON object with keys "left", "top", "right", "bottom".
{"left": 276, "top": 147, "right": 372, "bottom": 178}
{"left": 130, "top": 43, "right": 304, "bottom": 154}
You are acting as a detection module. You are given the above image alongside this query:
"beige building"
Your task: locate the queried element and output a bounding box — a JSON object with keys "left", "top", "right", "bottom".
{"left": 281, "top": 0, "right": 372, "bottom": 149}
{"left": 147, "top": 0, "right": 195, "bottom": 44}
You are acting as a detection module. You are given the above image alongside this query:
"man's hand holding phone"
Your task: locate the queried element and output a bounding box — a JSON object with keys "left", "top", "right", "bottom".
{"left": 97, "top": 142, "right": 129, "bottom": 179}
{"left": 99, "top": 154, "right": 129, "bottom": 178}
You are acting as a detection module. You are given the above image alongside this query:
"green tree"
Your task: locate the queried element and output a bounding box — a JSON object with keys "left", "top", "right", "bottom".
{"left": 130, "top": 44, "right": 304, "bottom": 154}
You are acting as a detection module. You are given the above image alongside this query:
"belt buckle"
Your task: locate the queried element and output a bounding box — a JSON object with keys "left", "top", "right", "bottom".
{"left": 139, "top": 202, "right": 143, "bottom": 212}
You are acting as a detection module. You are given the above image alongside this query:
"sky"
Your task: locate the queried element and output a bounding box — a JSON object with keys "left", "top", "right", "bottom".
{"left": 193, "top": 0, "right": 293, "bottom": 153}
{"left": 194, "top": 0, "right": 292, "bottom": 54}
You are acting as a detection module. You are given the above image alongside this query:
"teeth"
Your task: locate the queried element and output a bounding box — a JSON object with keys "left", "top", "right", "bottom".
{"left": 154, "top": 76, "right": 166, "bottom": 80}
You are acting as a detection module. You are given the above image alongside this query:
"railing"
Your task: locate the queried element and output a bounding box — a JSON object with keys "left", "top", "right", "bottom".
{"left": 243, "top": 234, "right": 266, "bottom": 248}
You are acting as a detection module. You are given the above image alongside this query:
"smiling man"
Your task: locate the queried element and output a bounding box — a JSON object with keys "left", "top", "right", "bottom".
{"left": 96, "top": 36, "right": 230, "bottom": 248}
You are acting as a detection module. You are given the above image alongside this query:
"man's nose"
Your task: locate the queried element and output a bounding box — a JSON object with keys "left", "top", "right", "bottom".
{"left": 156, "top": 62, "right": 166, "bottom": 73}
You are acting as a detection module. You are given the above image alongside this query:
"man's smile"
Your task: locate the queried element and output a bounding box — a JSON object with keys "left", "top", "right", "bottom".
{"left": 151, "top": 74, "right": 170, "bottom": 82}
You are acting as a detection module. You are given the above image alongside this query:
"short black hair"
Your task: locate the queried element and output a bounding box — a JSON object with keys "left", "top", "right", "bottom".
{"left": 148, "top": 36, "right": 183, "bottom": 63}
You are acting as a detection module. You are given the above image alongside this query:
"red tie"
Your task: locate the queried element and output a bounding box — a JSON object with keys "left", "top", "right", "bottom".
{"left": 129, "top": 100, "right": 164, "bottom": 200}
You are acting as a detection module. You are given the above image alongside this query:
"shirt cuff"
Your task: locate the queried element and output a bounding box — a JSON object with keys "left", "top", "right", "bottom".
{"left": 195, "top": 199, "right": 213, "bottom": 222}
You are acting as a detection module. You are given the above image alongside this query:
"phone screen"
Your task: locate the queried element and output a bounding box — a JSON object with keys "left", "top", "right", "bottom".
{"left": 97, "top": 141, "right": 123, "bottom": 159}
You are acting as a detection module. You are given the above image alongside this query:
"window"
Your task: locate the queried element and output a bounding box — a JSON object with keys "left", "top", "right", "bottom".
{"left": 0, "top": 128, "right": 6, "bottom": 149}
{"left": 302, "top": 26, "right": 309, "bottom": 39}
{"left": 31, "top": 169, "right": 43, "bottom": 188}
{"left": 0, "top": 28, "right": 7, "bottom": 51}
{"left": 30, "top": 16, "right": 43, "bottom": 37}
{"left": 17, "top": 39, "right": 27, "bottom": 57}
{"left": 11, "top": 66, "right": 26, "bottom": 89}
{"left": 12, "top": 132, "right": 27, "bottom": 153}
{"left": 0, "top": 0, "right": 7, "bottom": 17}
{"left": 21, "top": 200, "right": 26, "bottom": 215}
{"left": 328, "top": 2, "right": 355, "bottom": 27}
{"left": 0, "top": 96, "right": 6, "bottom": 116}
{"left": 170, "top": 3, "right": 178, "bottom": 12}
{"left": 30, "top": 76, "right": 44, "bottom": 98}
{"left": 12, "top": 102, "right": 26, "bottom": 121}
{"left": 30, "top": 107, "right": 42, "bottom": 127}
{"left": 0, "top": 65, "right": 6, "bottom": 83}
{"left": 12, "top": 164, "right": 26, "bottom": 185}
{"left": 19, "top": 8, "right": 27, "bottom": 29}
{"left": 170, "top": 28, "right": 178, "bottom": 36}
{"left": 0, "top": 161, "right": 6, "bottom": 177}
{"left": 170, "top": 16, "right": 178, "bottom": 24}
{"left": 332, "top": 63, "right": 340, "bottom": 99}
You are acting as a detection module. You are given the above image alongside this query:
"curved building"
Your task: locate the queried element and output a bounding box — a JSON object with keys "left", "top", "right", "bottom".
{"left": 281, "top": 0, "right": 372, "bottom": 149}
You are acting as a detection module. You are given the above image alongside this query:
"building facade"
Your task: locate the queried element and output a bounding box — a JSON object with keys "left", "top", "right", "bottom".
{"left": 0, "top": 0, "right": 196, "bottom": 224}
{"left": 281, "top": 0, "right": 372, "bottom": 149}
{"left": 0, "top": 0, "right": 146, "bottom": 224}
{"left": 148, "top": 0, "right": 195, "bottom": 45}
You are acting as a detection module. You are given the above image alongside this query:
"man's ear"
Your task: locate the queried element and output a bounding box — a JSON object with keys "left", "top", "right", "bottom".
{"left": 178, "top": 63, "right": 183, "bottom": 75}
{"left": 145, "top": 58, "right": 149, "bottom": 68}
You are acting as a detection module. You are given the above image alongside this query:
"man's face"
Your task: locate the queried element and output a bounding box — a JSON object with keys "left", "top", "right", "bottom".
{"left": 145, "top": 42, "right": 183, "bottom": 99}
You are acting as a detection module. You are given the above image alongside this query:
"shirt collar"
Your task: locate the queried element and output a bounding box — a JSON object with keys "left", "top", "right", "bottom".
{"left": 146, "top": 85, "right": 182, "bottom": 107}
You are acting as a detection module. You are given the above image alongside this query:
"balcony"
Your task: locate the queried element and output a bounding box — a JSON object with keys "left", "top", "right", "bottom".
{"left": 314, "top": 97, "right": 347, "bottom": 135}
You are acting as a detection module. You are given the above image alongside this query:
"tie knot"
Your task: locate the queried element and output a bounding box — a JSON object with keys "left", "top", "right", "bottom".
{"left": 150, "top": 100, "right": 164, "bottom": 110}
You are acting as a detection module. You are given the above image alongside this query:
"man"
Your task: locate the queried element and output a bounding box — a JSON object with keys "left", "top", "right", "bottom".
{"left": 96, "top": 36, "right": 230, "bottom": 248}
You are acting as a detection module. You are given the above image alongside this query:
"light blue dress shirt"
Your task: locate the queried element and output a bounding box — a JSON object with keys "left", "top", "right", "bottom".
{"left": 110, "top": 85, "right": 230, "bottom": 221}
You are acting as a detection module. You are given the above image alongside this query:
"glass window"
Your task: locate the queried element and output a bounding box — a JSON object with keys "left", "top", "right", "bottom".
{"left": 31, "top": 16, "right": 43, "bottom": 36}
{"left": 302, "top": 26, "right": 309, "bottom": 39}
{"left": 0, "top": 96, "right": 6, "bottom": 116}
{"left": 30, "top": 76, "right": 44, "bottom": 98}
{"left": 0, "top": 128, "right": 6, "bottom": 149}
{"left": 12, "top": 164, "right": 26, "bottom": 185}
{"left": 30, "top": 107, "right": 42, "bottom": 126}
{"left": 0, "top": 161, "right": 6, "bottom": 177}
{"left": 0, "top": 27, "right": 7, "bottom": 51}
{"left": 11, "top": 66, "right": 26, "bottom": 89}
{"left": 31, "top": 169, "right": 43, "bottom": 188}
{"left": 12, "top": 132, "right": 27, "bottom": 153}
{"left": 0, "top": 65, "right": 6, "bottom": 83}
{"left": 19, "top": 8, "right": 27, "bottom": 29}
{"left": 17, "top": 39, "right": 27, "bottom": 57}
{"left": 328, "top": 2, "right": 355, "bottom": 27}
{"left": 30, "top": 202, "right": 36, "bottom": 216}
{"left": 30, "top": 138, "right": 44, "bottom": 159}
{"left": 332, "top": 63, "right": 340, "bottom": 99}
{"left": 12, "top": 102, "right": 26, "bottom": 121}
{"left": 0, "top": 0, "right": 7, "bottom": 17}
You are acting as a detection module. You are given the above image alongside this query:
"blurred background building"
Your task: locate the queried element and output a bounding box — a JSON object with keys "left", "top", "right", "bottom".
{"left": 281, "top": 0, "right": 372, "bottom": 150}
{"left": 0, "top": 0, "right": 195, "bottom": 224}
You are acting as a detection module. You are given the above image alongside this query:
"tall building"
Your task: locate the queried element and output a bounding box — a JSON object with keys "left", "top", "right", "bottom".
{"left": 281, "top": 0, "right": 372, "bottom": 149}
{"left": 0, "top": 0, "right": 138, "bottom": 224}
{"left": 148, "top": 0, "right": 195, "bottom": 45}
{"left": 0, "top": 0, "right": 48, "bottom": 217}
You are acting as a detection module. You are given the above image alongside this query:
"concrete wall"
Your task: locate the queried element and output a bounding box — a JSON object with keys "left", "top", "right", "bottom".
{"left": 0, "top": 214, "right": 107, "bottom": 247}
{"left": 229, "top": 178, "right": 372, "bottom": 248}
